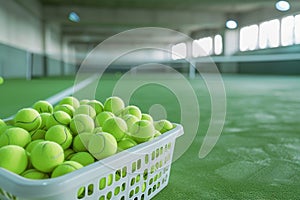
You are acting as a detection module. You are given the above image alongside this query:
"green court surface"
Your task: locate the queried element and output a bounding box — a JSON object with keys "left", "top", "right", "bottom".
{"left": 0, "top": 74, "right": 300, "bottom": 199}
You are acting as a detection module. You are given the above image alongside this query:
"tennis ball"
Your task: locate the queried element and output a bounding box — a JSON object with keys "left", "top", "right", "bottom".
{"left": 26, "top": 139, "right": 45, "bottom": 153}
{"left": 93, "top": 126, "right": 103, "bottom": 133}
{"left": 0, "top": 127, "right": 31, "bottom": 148}
{"left": 0, "top": 145, "right": 28, "bottom": 174}
{"left": 51, "top": 161, "right": 83, "bottom": 178}
{"left": 122, "top": 114, "right": 139, "bottom": 129}
{"left": 141, "top": 114, "right": 154, "bottom": 123}
{"left": 118, "top": 138, "right": 137, "bottom": 151}
{"left": 102, "top": 117, "right": 127, "bottom": 142}
{"left": 0, "top": 76, "right": 4, "bottom": 85}
{"left": 74, "top": 105, "right": 97, "bottom": 119}
{"left": 88, "top": 132, "right": 117, "bottom": 160}
{"left": 87, "top": 100, "right": 104, "bottom": 115}
{"left": 95, "top": 111, "right": 114, "bottom": 127}
{"left": 33, "top": 100, "right": 53, "bottom": 114}
{"left": 70, "top": 114, "right": 94, "bottom": 135}
{"left": 45, "top": 125, "right": 73, "bottom": 150}
{"left": 46, "top": 111, "right": 71, "bottom": 129}
{"left": 103, "top": 96, "right": 125, "bottom": 115}
{"left": 58, "top": 96, "right": 80, "bottom": 109}
{"left": 30, "top": 129, "right": 46, "bottom": 140}
{"left": 64, "top": 148, "right": 75, "bottom": 160}
{"left": 120, "top": 105, "right": 142, "bottom": 119}
{"left": 72, "top": 132, "right": 93, "bottom": 152}
{"left": 129, "top": 120, "right": 155, "bottom": 143}
{"left": 79, "top": 99, "right": 90, "bottom": 105}
{"left": 69, "top": 152, "right": 95, "bottom": 166}
{"left": 0, "top": 119, "right": 6, "bottom": 128}
{"left": 31, "top": 141, "right": 64, "bottom": 173}
{"left": 154, "top": 119, "right": 174, "bottom": 133}
{"left": 39, "top": 113, "right": 51, "bottom": 130}
{"left": 21, "top": 169, "right": 49, "bottom": 179}
{"left": 14, "top": 108, "right": 42, "bottom": 131}
{"left": 0, "top": 125, "right": 12, "bottom": 136}
{"left": 154, "top": 130, "right": 161, "bottom": 138}
{"left": 54, "top": 104, "right": 75, "bottom": 117}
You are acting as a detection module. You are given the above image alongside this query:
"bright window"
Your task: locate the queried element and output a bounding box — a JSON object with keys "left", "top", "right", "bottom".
{"left": 214, "top": 35, "right": 223, "bottom": 55}
{"left": 192, "top": 40, "right": 201, "bottom": 57}
{"left": 198, "top": 37, "right": 213, "bottom": 56}
{"left": 259, "top": 19, "right": 280, "bottom": 49}
{"left": 240, "top": 24, "right": 259, "bottom": 51}
{"left": 295, "top": 14, "right": 300, "bottom": 44}
{"left": 171, "top": 42, "right": 187, "bottom": 60}
{"left": 281, "top": 16, "right": 294, "bottom": 46}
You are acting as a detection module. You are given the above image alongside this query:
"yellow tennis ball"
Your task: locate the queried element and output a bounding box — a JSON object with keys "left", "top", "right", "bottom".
{"left": 25, "top": 139, "right": 45, "bottom": 153}
{"left": 117, "top": 137, "right": 137, "bottom": 151}
{"left": 70, "top": 114, "right": 94, "bottom": 135}
{"left": 45, "top": 125, "right": 73, "bottom": 150}
{"left": 33, "top": 100, "right": 53, "bottom": 114}
{"left": 21, "top": 169, "right": 49, "bottom": 179}
{"left": 69, "top": 152, "right": 95, "bottom": 166}
{"left": 39, "top": 113, "right": 51, "bottom": 130}
{"left": 30, "top": 129, "right": 46, "bottom": 140}
{"left": 103, "top": 96, "right": 125, "bottom": 115}
{"left": 129, "top": 120, "right": 155, "bottom": 143}
{"left": 58, "top": 96, "right": 80, "bottom": 109}
{"left": 0, "top": 127, "right": 31, "bottom": 148}
{"left": 30, "top": 141, "right": 64, "bottom": 173}
{"left": 14, "top": 108, "right": 42, "bottom": 131}
{"left": 72, "top": 132, "right": 93, "bottom": 152}
{"left": 122, "top": 114, "right": 139, "bottom": 129}
{"left": 141, "top": 113, "right": 154, "bottom": 123}
{"left": 120, "top": 105, "right": 142, "bottom": 119}
{"left": 154, "top": 130, "right": 161, "bottom": 138}
{"left": 54, "top": 104, "right": 75, "bottom": 117}
{"left": 88, "top": 132, "right": 117, "bottom": 160}
{"left": 95, "top": 111, "right": 114, "bottom": 127}
{"left": 51, "top": 161, "right": 83, "bottom": 178}
{"left": 0, "top": 119, "right": 6, "bottom": 129}
{"left": 46, "top": 111, "right": 71, "bottom": 129}
{"left": 87, "top": 100, "right": 104, "bottom": 115}
{"left": 154, "top": 119, "right": 174, "bottom": 133}
{"left": 74, "top": 105, "right": 97, "bottom": 119}
{"left": 102, "top": 117, "right": 127, "bottom": 142}
{"left": 0, "top": 145, "right": 28, "bottom": 174}
{"left": 64, "top": 148, "right": 75, "bottom": 160}
{"left": 0, "top": 76, "right": 4, "bottom": 85}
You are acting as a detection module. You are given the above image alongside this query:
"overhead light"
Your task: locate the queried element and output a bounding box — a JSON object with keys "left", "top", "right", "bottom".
{"left": 69, "top": 12, "right": 80, "bottom": 22}
{"left": 275, "top": 1, "right": 290, "bottom": 12}
{"left": 226, "top": 20, "right": 238, "bottom": 29}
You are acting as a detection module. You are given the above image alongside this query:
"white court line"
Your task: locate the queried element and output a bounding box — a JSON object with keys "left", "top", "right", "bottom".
{"left": 5, "top": 75, "right": 98, "bottom": 121}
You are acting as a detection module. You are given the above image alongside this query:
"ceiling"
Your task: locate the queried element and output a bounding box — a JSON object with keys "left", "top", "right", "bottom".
{"left": 36, "top": 0, "right": 300, "bottom": 46}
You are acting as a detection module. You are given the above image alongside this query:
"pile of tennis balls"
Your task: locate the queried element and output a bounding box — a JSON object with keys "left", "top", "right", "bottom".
{"left": 0, "top": 96, "right": 174, "bottom": 180}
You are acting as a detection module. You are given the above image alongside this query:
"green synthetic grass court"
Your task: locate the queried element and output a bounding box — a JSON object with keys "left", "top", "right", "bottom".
{"left": 0, "top": 74, "right": 300, "bottom": 199}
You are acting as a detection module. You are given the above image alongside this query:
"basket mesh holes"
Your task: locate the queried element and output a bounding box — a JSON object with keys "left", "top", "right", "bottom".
{"left": 99, "top": 195, "right": 105, "bottom": 200}
{"left": 99, "top": 177, "right": 106, "bottom": 190}
{"left": 141, "top": 194, "right": 145, "bottom": 200}
{"left": 137, "top": 159, "right": 142, "bottom": 170}
{"left": 154, "top": 174, "right": 158, "bottom": 182}
{"left": 160, "top": 147, "right": 164, "bottom": 155}
{"left": 115, "top": 169, "right": 121, "bottom": 181}
{"left": 157, "top": 182, "right": 161, "bottom": 189}
{"left": 106, "top": 191, "right": 112, "bottom": 200}
{"left": 121, "top": 182, "right": 126, "bottom": 191}
{"left": 129, "top": 189, "right": 134, "bottom": 198}
{"left": 149, "top": 178, "right": 153, "bottom": 185}
{"left": 164, "top": 144, "right": 168, "bottom": 152}
{"left": 122, "top": 166, "right": 127, "bottom": 178}
{"left": 132, "top": 162, "right": 137, "bottom": 173}
{"left": 152, "top": 184, "right": 157, "bottom": 192}
{"left": 120, "top": 196, "right": 125, "bottom": 200}
{"left": 114, "top": 186, "right": 121, "bottom": 196}
{"left": 77, "top": 187, "right": 85, "bottom": 199}
{"left": 143, "top": 169, "right": 148, "bottom": 180}
{"left": 147, "top": 188, "right": 152, "bottom": 196}
{"left": 108, "top": 174, "right": 113, "bottom": 186}
{"left": 142, "top": 182, "right": 146, "bottom": 192}
{"left": 167, "top": 143, "right": 171, "bottom": 150}
{"left": 135, "top": 186, "right": 140, "bottom": 194}
{"left": 134, "top": 197, "right": 138, "bottom": 200}
{"left": 145, "top": 154, "right": 149, "bottom": 164}
{"left": 88, "top": 184, "right": 94, "bottom": 195}
{"left": 151, "top": 151, "right": 155, "bottom": 161}
{"left": 156, "top": 148, "right": 160, "bottom": 158}
{"left": 136, "top": 174, "right": 141, "bottom": 183}
{"left": 130, "top": 177, "right": 136, "bottom": 186}
{"left": 150, "top": 165, "right": 156, "bottom": 174}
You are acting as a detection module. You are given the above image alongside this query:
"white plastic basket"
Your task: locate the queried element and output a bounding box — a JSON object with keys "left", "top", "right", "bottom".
{"left": 0, "top": 124, "right": 183, "bottom": 200}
